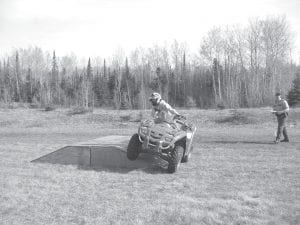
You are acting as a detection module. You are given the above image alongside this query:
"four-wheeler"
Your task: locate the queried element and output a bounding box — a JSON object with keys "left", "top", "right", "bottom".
{"left": 127, "top": 115, "right": 196, "bottom": 173}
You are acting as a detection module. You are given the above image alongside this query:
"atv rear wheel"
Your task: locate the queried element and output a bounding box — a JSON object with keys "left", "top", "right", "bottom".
{"left": 127, "top": 134, "right": 142, "bottom": 161}
{"left": 167, "top": 145, "right": 184, "bottom": 173}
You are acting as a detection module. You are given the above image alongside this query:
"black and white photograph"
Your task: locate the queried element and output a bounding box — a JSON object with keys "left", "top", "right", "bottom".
{"left": 0, "top": 0, "right": 299, "bottom": 224}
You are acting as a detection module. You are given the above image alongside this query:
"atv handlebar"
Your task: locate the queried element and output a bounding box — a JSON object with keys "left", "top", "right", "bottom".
{"left": 173, "top": 114, "right": 195, "bottom": 131}
{"left": 174, "top": 114, "right": 186, "bottom": 120}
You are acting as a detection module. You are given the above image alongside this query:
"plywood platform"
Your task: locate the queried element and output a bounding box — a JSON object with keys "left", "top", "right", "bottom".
{"left": 32, "top": 135, "right": 164, "bottom": 169}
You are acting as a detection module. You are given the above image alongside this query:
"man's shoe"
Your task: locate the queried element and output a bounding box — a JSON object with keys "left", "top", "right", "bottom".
{"left": 274, "top": 138, "right": 280, "bottom": 144}
{"left": 280, "top": 139, "right": 289, "bottom": 142}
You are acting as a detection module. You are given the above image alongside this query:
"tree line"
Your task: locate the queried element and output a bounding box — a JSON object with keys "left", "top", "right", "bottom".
{"left": 0, "top": 16, "right": 298, "bottom": 109}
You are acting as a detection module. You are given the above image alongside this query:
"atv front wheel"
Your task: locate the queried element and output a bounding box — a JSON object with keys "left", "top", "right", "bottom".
{"left": 181, "top": 146, "right": 193, "bottom": 163}
{"left": 127, "top": 134, "right": 142, "bottom": 161}
{"left": 167, "top": 145, "right": 184, "bottom": 173}
{"left": 181, "top": 152, "right": 190, "bottom": 163}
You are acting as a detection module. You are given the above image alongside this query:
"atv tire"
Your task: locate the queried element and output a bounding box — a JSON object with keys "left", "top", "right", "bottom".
{"left": 127, "top": 134, "right": 142, "bottom": 161}
{"left": 181, "top": 146, "right": 193, "bottom": 163}
{"left": 167, "top": 145, "right": 184, "bottom": 173}
{"left": 181, "top": 152, "right": 190, "bottom": 163}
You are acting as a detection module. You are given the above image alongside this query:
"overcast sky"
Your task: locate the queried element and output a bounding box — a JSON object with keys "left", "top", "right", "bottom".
{"left": 0, "top": 0, "right": 300, "bottom": 61}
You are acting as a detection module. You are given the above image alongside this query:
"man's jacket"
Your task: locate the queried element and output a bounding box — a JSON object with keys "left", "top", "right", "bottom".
{"left": 273, "top": 99, "right": 289, "bottom": 117}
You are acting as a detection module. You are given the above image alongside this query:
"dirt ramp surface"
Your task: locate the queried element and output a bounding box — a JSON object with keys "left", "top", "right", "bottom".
{"left": 32, "top": 146, "right": 91, "bottom": 166}
{"left": 32, "top": 135, "right": 166, "bottom": 172}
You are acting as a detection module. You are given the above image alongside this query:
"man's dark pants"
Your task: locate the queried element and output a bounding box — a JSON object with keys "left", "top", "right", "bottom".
{"left": 276, "top": 114, "right": 289, "bottom": 140}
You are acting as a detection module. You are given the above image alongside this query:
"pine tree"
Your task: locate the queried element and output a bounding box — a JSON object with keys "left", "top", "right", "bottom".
{"left": 4, "top": 58, "right": 12, "bottom": 102}
{"left": 156, "top": 67, "right": 168, "bottom": 100}
{"left": 14, "top": 51, "right": 22, "bottom": 102}
{"left": 86, "top": 58, "right": 93, "bottom": 108}
{"left": 25, "top": 68, "right": 33, "bottom": 103}
{"left": 0, "top": 61, "right": 3, "bottom": 101}
{"left": 95, "top": 59, "right": 110, "bottom": 106}
{"left": 287, "top": 70, "right": 300, "bottom": 107}
{"left": 51, "top": 51, "right": 59, "bottom": 104}
{"left": 60, "top": 67, "right": 67, "bottom": 105}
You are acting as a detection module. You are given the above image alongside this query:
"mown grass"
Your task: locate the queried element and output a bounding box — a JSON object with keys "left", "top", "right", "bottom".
{"left": 0, "top": 108, "right": 299, "bottom": 225}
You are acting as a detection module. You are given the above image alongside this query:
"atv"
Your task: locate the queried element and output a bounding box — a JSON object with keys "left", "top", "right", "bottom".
{"left": 126, "top": 115, "right": 196, "bottom": 173}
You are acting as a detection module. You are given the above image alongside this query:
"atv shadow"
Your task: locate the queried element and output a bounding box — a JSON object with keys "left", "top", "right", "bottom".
{"left": 86, "top": 149, "right": 169, "bottom": 174}
{"left": 32, "top": 145, "right": 169, "bottom": 174}
{"left": 85, "top": 153, "right": 169, "bottom": 174}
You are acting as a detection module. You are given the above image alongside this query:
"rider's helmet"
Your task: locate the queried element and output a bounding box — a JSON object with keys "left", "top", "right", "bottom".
{"left": 149, "top": 92, "right": 161, "bottom": 106}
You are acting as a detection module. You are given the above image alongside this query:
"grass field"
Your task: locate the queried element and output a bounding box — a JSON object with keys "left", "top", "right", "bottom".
{"left": 0, "top": 107, "right": 299, "bottom": 225}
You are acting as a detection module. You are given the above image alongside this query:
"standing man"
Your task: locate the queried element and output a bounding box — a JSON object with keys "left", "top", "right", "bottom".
{"left": 272, "top": 92, "right": 290, "bottom": 143}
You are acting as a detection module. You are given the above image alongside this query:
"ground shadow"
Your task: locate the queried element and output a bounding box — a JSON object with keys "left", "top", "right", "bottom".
{"left": 82, "top": 154, "right": 168, "bottom": 174}
{"left": 32, "top": 146, "right": 169, "bottom": 174}
{"left": 203, "top": 140, "right": 275, "bottom": 145}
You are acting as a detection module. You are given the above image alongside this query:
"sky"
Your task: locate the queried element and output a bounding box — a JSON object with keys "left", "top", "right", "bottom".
{"left": 0, "top": 0, "right": 300, "bottom": 62}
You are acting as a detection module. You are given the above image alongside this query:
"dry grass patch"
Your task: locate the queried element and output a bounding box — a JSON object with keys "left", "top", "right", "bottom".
{"left": 44, "top": 105, "right": 56, "bottom": 111}
{"left": 216, "top": 109, "right": 259, "bottom": 125}
{"left": 0, "top": 108, "right": 299, "bottom": 225}
{"left": 67, "top": 106, "right": 92, "bottom": 115}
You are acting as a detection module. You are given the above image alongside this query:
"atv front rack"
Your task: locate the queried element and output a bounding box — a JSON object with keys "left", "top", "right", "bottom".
{"left": 138, "top": 128, "right": 174, "bottom": 152}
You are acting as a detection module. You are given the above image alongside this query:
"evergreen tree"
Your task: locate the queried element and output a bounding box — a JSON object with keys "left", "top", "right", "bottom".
{"left": 4, "top": 59, "right": 12, "bottom": 102}
{"left": 86, "top": 58, "right": 93, "bottom": 108}
{"left": 25, "top": 68, "right": 33, "bottom": 103}
{"left": 92, "top": 69, "right": 110, "bottom": 107}
{"left": 156, "top": 67, "right": 168, "bottom": 100}
{"left": 98, "top": 59, "right": 111, "bottom": 106}
{"left": 0, "top": 61, "right": 3, "bottom": 101}
{"left": 108, "top": 70, "right": 116, "bottom": 101}
{"left": 287, "top": 70, "right": 300, "bottom": 107}
{"left": 14, "top": 51, "right": 21, "bottom": 102}
{"left": 60, "top": 67, "right": 67, "bottom": 105}
{"left": 168, "top": 71, "right": 176, "bottom": 106}
{"left": 50, "top": 51, "right": 59, "bottom": 104}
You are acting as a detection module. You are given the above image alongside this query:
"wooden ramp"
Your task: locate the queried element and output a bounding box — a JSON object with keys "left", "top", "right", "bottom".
{"left": 32, "top": 135, "right": 165, "bottom": 170}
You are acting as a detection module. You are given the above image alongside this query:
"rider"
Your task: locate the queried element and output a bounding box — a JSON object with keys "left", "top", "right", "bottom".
{"left": 149, "top": 92, "right": 180, "bottom": 124}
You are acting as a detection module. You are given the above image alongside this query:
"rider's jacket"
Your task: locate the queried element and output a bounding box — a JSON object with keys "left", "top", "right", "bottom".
{"left": 151, "top": 99, "right": 179, "bottom": 123}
